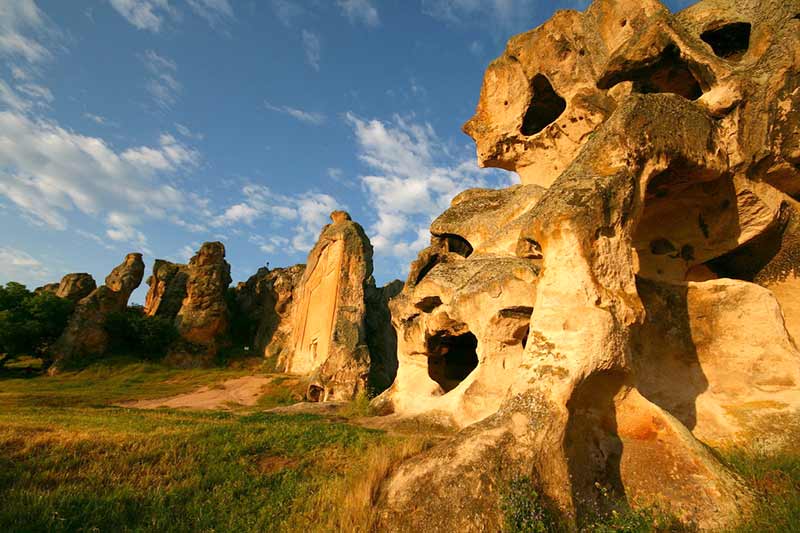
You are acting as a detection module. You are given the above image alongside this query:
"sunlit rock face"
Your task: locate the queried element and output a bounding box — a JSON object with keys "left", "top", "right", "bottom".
{"left": 282, "top": 211, "right": 397, "bottom": 401}
{"left": 174, "top": 242, "right": 232, "bottom": 351}
{"left": 143, "top": 260, "right": 189, "bottom": 319}
{"left": 235, "top": 212, "right": 400, "bottom": 401}
{"left": 51, "top": 254, "right": 144, "bottom": 369}
{"left": 377, "top": 0, "right": 800, "bottom": 530}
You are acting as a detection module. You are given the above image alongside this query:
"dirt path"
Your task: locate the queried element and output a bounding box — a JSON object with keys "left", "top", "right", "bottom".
{"left": 121, "top": 376, "right": 272, "bottom": 410}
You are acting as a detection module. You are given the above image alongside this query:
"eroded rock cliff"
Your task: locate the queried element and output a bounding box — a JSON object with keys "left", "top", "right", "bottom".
{"left": 376, "top": 0, "right": 800, "bottom": 529}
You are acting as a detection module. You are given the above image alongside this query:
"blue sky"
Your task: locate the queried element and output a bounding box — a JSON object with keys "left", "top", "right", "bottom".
{"left": 0, "top": 0, "right": 693, "bottom": 302}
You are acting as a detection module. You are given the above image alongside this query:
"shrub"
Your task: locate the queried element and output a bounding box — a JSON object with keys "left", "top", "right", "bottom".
{"left": 500, "top": 476, "right": 564, "bottom": 533}
{"left": 0, "top": 282, "right": 73, "bottom": 367}
{"left": 104, "top": 307, "right": 178, "bottom": 360}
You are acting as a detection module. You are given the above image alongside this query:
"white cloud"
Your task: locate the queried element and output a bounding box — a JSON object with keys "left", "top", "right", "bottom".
{"left": 108, "top": 0, "right": 176, "bottom": 32}
{"left": 301, "top": 30, "right": 321, "bottom": 71}
{"left": 271, "top": 0, "right": 305, "bottom": 27}
{"left": 175, "top": 122, "right": 204, "bottom": 140}
{"left": 264, "top": 101, "right": 325, "bottom": 125}
{"left": 0, "top": 246, "right": 50, "bottom": 284}
{"left": 0, "top": 0, "right": 51, "bottom": 63}
{"left": 141, "top": 50, "right": 181, "bottom": 109}
{"left": 213, "top": 184, "right": 342, "bottom": 254}
{"left": 106, "top": 211, "right": 152, "bottom": 254}
{"left": 338, "top": 0, "right": 380, "bottom": 27}
{"left": 0, "top": 80, "right": 30, "bottom": 112}
{"left": 421, "top": 0, "right": 554, "bottom": 31}
{"left": 84, "top": 113, "right": 115, "bottom": 126}
{"left": 0, "top": 110, "right": 202, "bottom": 250}
{"left": 346, "top": 112, "right": 511, "bottom": 261}
{"left": 185, "top": 0, "right": 233, "bottom": 26}
{"left": 15, "top": 82, "right": 52, "bottom": 104}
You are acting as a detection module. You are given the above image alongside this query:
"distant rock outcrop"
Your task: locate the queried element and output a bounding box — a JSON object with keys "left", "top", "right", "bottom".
{"left": 35, "top": 273, "right": 96, "bottom": 303}
{"left": 174, "top": 242, "right": 232, "bottom": 350}
{"left": 144, "top": 260, "right": 188, "bottom": 319}
{"left": 55, "top": 273, "right": 97, "bottom": 303}
{"left": 234, "top": 212, "right": 400, "bottom": 401}
{"left": 375, "top": 0, "right": 800, "bottom": 530}
{"left": 51, "top": 254, "right": 144, "bottom": 369}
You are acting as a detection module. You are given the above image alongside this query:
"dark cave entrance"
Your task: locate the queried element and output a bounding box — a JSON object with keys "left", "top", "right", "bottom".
{"left": 427, "top": 331, "right": 479, "bottom": 393}
{"left": 521, "top": 74, "right": 567, "bottom": 136}
{"left": 701, "top": 22, "right": 751, "bottom": 61}
{"left": 598, "top": 44, "right": 704, "bottom": 101}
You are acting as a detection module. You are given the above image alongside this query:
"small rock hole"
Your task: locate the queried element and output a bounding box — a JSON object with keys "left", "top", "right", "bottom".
{"left": 701, "top": 22, "right": 751, "bottom": 61}
{"left": 427, "top": 332, "right": 479, "bottom": 393}
{"left": 521, "top": 74, "right": 567, "bottom": 136}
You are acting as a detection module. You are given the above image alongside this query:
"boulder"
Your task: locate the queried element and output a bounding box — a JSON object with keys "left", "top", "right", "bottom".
{"left": 174, "top": 242, "right": 232, "bottom": 350}
{"left": 55, "top": 273, "right": 96, "bottom": 303}
{"left": 376, "top": 0, "right": 800, "bottom": 529}
{"left": 50, "top": 254, "right": 144, "bottom": 369}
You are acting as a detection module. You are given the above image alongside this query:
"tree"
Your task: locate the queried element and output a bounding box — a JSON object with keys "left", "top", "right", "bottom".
{"left": 0, "top": 283, "right": 74, "bottom": 368}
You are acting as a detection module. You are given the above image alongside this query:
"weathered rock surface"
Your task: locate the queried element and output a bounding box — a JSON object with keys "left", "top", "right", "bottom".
{"left": 377, "top": 0, "right": 800, "bottom": 529}
{"left": 51, "top": 254, "right": 144, "bottom": 369}
{"left": 283, "top": 211, "right": 395, "bottom": 401}
{"left": 143, "top": 260, "right": 188, "bottom": 319}
{"left": 174, "top": 242, "right": 231, "bottom": 350}
{"left": 233, "top": 264, "right": 305, "bottom": 359}
{"left": 55, "top": 273, "right": 97, "bottom": 302}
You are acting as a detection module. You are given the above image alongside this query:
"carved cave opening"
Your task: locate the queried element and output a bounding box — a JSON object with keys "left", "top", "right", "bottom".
{"left": 598, "top": 44, "right": 704, "bottom": 101}
{"left": 442, "top": 234, "right": 474, "bottom": 257}
{"left": 521, "top": 74, "right": 567, "bottom": 136}
{"left": 701, "top": 22, "right": 751, "bottom": 60}
{"left": 632, "top": 167, "right": 739, "bottom": 282}
{"left": 427, "top": 331, "right": 479, "bottom": 393}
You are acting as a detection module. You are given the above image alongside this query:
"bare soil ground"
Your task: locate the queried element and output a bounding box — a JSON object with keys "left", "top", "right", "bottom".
{"left": 120, "top": 375, "right": 272, "bottom": 409}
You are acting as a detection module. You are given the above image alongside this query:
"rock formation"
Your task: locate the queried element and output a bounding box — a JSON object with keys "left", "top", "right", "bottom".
{"left": 376, "top": 0, "right": 800, "bottom": 529}
{"left": 51, "top": 254, "right": 144, "bottom": 369}
{"left": 143, "top": 260, "right": 188, "bottom": 318}
{"left": 55, "top": 273, "right": 97, "bottom": 302}
{"left": 283, "top": 211, "right": 397, "bottom": 401}
{"left": 233, "top": 264, "right": 305, "bottom": 359}
{"left": 35, "top": 273, "right": 97, "bottom": 302}
{"left": 234, "top": 212, "right": 400, "bottom": 401}
{"left": 174, "top": 242, "right": 232, "bottom": 350}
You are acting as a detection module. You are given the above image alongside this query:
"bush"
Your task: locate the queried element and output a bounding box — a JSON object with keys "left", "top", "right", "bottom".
{"left": 0, "top": 282, "right": 73, "bottom": 367}
{"left": 500, "top": 476, "right": 564, "bottom": 533}
{"left": 104, "top": 307, "right": 178, "bottom": 360}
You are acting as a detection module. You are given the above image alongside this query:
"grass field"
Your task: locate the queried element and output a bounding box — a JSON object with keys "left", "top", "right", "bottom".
{"left": 1, "top": 359, "right": 799, "bottom": 532}
{"left": 0, "top": 359, "right": 430, "bottom": 532}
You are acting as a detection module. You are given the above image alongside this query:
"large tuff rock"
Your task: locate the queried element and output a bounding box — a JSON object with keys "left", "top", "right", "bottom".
{"left": 233, "top": 264, "right": 305, "bottom": 359}
{"left": 376, "top": 0, "right": 800, "bottom": 530}
{"left": 35, "top": 273, "right": 97, "bottom": 302}
{"left": 55, "top": 273, "right": 97, "bottom": 302}
{"left": 252, "top": 211, "right": 400, "bottom": 401}
{"left": 143, "top": 260, "right": 188, "bottom": 319}
{"left": 51, "top": 254, "right": 144, "bottom": 369}
{"left": 174, "top": 242, "right": 232, "bottom": 350}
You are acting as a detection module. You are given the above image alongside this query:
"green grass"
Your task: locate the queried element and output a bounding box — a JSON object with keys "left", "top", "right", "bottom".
{"left": 0, "top": 359, "right": 424, "bottom": 532}
{"left": 723, "top": 439, "right": 800, "bottom": 532}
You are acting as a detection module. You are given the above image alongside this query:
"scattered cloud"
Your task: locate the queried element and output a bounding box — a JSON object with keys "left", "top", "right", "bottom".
{"left": 107, "top": 0, "right": 177, "bottom": 32}
{"left": 469, "top": 40, "right": 484, "bottom": 57}
{"left": 337, "top": 0, "right": 380, "bottom": 27}
{"left": 185, "top": 0, "right": 234, "bottom": 26}
{"left": 175, "top": 122, "right": 204, "bottom": 140}
{"left": 421, "top": 0, "right": 554, "bottom": 32}
{"left": 0, "top": 80, "right": 30, "bottom": 112}
{"left": 0, "top": 246, "right": 50, "bottom": 284}
{"left": 15, "top": 82, "right": 52, "bottom": 104}
{"left": 84, "top": 112, "right": 116, "bottom": 127}
{"left": 141, "top": 49, "right": 181, "bottom": 109}
{"left": 301, "top": 30, "right": 321, "bottom": 71}
{"left": 0, "top": 0, "right": 52, "bottom": 63}
{"left": 213, "top": 184, "right": 342, "bottom": 253}
{"left": 264, "top": 101, "right": 325, "bottom": 125}
{"left": 271, "top": 0, "right": 305, "bottom": 27}
{"left": 346, "top": 112, "right": 511, "bottom": 260}
{"left": 0, "top": 110, "right": 203, "bottom": 250}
